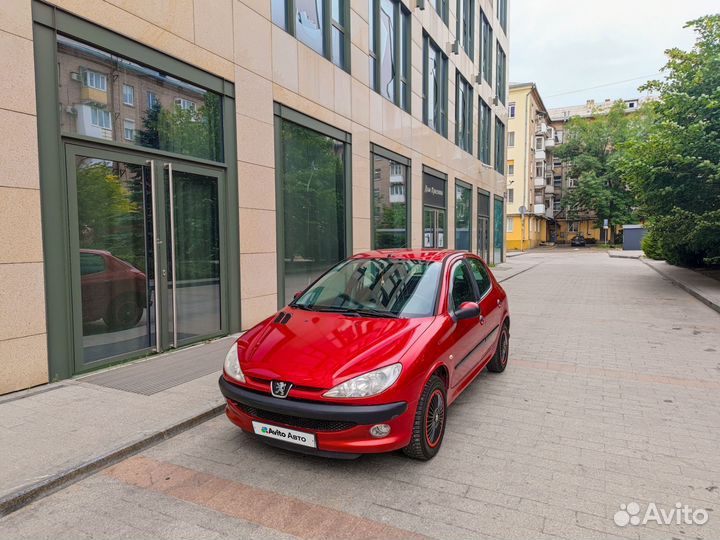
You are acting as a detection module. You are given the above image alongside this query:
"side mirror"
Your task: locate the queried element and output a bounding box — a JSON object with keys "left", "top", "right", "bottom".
{"left": 455, "top": 301, "right": 481, "bottom": 320}
{"left": 293, "top": 291, "right": 303, "bottom": 300}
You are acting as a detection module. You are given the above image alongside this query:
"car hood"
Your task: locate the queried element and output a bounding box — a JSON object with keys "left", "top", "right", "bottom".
{"left": 238, "top": 308, "right": 434, "bottom": 389}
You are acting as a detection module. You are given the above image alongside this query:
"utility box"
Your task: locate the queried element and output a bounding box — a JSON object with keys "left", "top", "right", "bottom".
{"left": 623, "top": 224, "right": 647, "bottom": 251}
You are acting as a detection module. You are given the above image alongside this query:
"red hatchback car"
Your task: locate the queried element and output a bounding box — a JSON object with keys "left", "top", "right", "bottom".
{"left": 219, "top": 249, "right": 509, "bottom": 460}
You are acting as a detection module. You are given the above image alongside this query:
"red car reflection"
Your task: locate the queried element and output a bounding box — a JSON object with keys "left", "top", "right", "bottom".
{"left": 80, "top": 249, "right": 147, "bottom": 330}
{"left": 219, "top": 249, "right": 510, "bottom": 460}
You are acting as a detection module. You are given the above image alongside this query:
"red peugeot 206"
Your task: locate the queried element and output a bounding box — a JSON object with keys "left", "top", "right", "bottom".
{"left": 219, "top": 249, "right": 510, "bottom": 460}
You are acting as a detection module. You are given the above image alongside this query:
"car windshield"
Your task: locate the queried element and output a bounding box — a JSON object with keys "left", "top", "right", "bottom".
{"left": 292, "top": 258, "right": 442, "bottom": 318}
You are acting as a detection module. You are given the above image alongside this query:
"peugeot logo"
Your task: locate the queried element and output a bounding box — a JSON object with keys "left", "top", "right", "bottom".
{"left": 270, "top": 380, "right": 292, "bottom": 398}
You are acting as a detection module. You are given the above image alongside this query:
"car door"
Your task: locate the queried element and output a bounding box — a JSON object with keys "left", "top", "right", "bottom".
{"left": 445, "top": 259, "right": 487, "bottom": 387}
{"left": 465, "top": 256, "right": 502, "bottom": 367}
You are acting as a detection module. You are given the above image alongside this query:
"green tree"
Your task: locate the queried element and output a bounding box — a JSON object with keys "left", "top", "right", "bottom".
{"left": 136, "top": 93, "right": 223, "bottom": 161}
{"left": 620, "top": 15, "right": 720, "bottom": 266}
{"left": 555, "top": 102, "right": 647, "bottom": 243}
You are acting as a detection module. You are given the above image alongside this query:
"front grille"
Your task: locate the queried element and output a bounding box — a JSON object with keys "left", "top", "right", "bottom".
{"left": 234, "top": 402, "right": 356, "bottom": 432}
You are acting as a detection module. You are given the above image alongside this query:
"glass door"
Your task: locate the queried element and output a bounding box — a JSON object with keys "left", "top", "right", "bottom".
{"left": 423, "top": 207, "right": 446, "bottom": 248}
{"left": 164, "top": 163, "right": 224, "bottom": 348}
{"left": 477, "top": 216, "right": 489, "bottom": 262}
{"left": 66, "top": 144, "right": 225, "bottom": 371}
{"left": 67, "top": 147, "right": 159, "bottom": 370}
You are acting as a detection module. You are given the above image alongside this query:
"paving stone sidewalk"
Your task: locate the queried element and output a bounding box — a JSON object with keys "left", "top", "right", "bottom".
{"left": 0, "top": 335, "right": 237, "bottom": 514}
{"left": 2, "top": 250, "right": 718, "bottom": 539}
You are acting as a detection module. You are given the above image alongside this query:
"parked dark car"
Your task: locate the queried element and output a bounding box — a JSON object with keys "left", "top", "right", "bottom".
{"left": 571, "top": 235, "right": 586, "bottom": 247}
{"left": 80, "top": 249, "right": 147, "bottom": 330}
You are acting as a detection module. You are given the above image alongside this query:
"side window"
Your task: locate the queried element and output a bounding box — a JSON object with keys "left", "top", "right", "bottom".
{"left": 449, "top": 262, "right": 475, "bottom": 311}
{"left": 466, "top": 258, "right": 492, "bottom": 298}
{"left": 80, "top": 252, "right": 106, "bottom": 275}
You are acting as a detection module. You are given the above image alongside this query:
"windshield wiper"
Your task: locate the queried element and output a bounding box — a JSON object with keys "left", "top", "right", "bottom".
{"left": 296, "top": 305, "right": 399, "bottom": 318}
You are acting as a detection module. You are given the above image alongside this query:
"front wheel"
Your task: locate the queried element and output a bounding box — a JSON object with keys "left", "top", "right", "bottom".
{"left": 487, "top": 323, "right": 509, "bottom": 373}
{"left": 403, "top": 375, "right": 447, "bottom": 460}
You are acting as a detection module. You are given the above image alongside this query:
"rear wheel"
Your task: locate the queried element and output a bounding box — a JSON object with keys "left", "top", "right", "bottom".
{"left": 487, "top": 323, "right": 509, "bottom": 373}
{"left": 403, "top": 375, "right": 446, "bottom": 460}
{"left": 104, "top": 293, "right": 143, "bottom": 330}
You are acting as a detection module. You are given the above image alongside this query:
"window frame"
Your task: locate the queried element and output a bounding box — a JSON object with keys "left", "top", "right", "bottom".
{"left": 369, "top": 0, "right": 411, "bottom": 113}
{"left": 273, "top": 103, "right": 353, "bottom": 309}
{"left": 506, "top": 216, "right": 513, "bottom": 233}
{"left": 82, "top": 69, "right": 107, "bottom": 91}
{"left": 122, "top": 83, "right": 134, "bottom": 106}
{"left": 456, "top": 0, "right": 474, "bottom": 58}
{"left": 454, "top": 180, "right": 473, "bottom": 251}
{"left": 480, "top": 11, "right": 493, "bottom": 86}
{"left": 423, "top": 33, "right": 449, "bottom": 138}
{"left": 272, "top": 0, "right": 351, "bottom": 72}
{"left": 122, "top": 118, "right": 135, "bottom": 141}
{"left": 496, "top": 42, "right": 506, "bottom": 104}
{"left": 448, "top": 259, "right": 478, "bottom": 313}
{"left": 508, "top": 102, "right": 516, "bottom": 118}
{"left": 478, "top": 97, "right": 491, "bottom": 164}
{"left": 370, "top": 144, "right": 411, "bottom": 250}
{"left": 455, "top": 70, "right": 473, "bottom": 153}
{"left": 494, "top": 117, "right": 505, "bottom": 174}
{"left": 429, "top": 0, "right": 449, "bottom": 25}
{"left": 465, "top": 256, "right": 492, "bottom": 299}
{"left": 497, "top": 0, "right": 507, "bottom": 34}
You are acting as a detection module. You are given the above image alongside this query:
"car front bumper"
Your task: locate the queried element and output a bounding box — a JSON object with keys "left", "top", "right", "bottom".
{"left": 218, "top": 376, "right": 413, "bottom": 456}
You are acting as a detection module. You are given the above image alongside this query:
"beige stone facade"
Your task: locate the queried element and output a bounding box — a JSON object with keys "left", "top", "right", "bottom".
{"left": 0, "top": 0, "right": 508, "bottom": 394}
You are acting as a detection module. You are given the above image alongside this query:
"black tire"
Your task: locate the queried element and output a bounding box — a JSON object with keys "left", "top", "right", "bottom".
{"left": 104, "top": 294, "right": 143, "bottom": 330}
{"left": 487, "top": 323, "right": 509, "bottom": 373}
{"left": 403, "top": 375, "right": 447, "bottom": 460}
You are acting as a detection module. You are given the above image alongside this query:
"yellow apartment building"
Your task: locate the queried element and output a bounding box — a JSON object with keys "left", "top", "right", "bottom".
{"left": 505, "top": 83, "right": 554, "bottom": 251}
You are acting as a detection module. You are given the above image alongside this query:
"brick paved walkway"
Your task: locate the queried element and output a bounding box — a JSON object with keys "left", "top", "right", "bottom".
{"left": 1, "top": 250, "right": 718, "bottom": 539}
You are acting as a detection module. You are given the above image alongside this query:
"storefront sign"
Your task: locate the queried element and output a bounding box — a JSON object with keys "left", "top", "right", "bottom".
{"left": 422, "top": 173, "right": 446, "bottom": 208}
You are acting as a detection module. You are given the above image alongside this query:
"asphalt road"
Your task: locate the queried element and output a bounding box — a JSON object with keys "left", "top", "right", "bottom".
{"left": 1, "top": 249, "right": 719, "bottom": 540}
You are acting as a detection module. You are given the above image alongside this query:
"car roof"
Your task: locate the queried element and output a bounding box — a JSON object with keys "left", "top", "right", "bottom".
{"left": 350, "top": 249, "right": 467, "bottom": 263}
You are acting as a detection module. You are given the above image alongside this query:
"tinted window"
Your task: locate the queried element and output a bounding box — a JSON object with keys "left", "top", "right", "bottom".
{"left": 450, "top": 263, "right": 475, "bottom": 311}
{"left": 466, "top": 258, "right": 491, "bottom": 297}
{"left": 80, "top": 252, "right": 105, "bottom": 275}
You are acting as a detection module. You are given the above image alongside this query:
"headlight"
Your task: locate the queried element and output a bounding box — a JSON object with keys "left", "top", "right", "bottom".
{"left": 324, "top": 363, "right": 402, "bottom": 398}
{"left": 223, "top": 342, "right": 245, "bottom": 383}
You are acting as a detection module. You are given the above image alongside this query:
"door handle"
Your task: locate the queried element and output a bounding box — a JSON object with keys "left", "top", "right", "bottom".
{"left": 147, "top": 160, "right": 161, "bottom": 353}
{"left": 165, "top": 162, "right": 178, "bottom": 349}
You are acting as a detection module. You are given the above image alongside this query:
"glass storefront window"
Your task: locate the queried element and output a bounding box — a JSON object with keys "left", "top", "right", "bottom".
{"left": 372, "top": 153, "right": 408, "bottom": 249}
{"left": 57, "top": 36, "right": 223, "bottom": 162}
{"left": 455, "top": 182, "right": 472, "bottom": 251}
{"left": 280, "top": 121, "right": 347, "bottom": 304}
{"left": 494, "top": 197, "right": 504, "bottom": 263}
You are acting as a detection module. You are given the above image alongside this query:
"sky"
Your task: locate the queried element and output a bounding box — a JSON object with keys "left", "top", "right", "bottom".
{"left": 508, "top": 0, "right": 719, "bottom": 109}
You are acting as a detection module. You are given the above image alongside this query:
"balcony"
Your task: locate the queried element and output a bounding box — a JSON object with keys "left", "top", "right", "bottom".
{"left": 545, "top": 184, "right": 555, "bottom": 195}
{"left": 546, "top": 206, "right": 555, "bottom": 219}
{"left": 534, "top": 176, "right": 545, "bottom": 188}
{"left": 535, "top": 149, "right": 546, "bottom": 160}
{"left": 533, "top": 204, "right": 546, "bottom": 215}
{"left": 535, "top": 122, "right": 548, "bottom": 135}
{"left": 545, "top": 138, "right": 555, "bottom": 150}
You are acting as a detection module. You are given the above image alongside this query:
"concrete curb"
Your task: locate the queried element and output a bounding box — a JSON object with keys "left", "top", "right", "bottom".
{"left": 0, "top": 404, "right": 225, "bottom": 518}
{"left": 642, "top": 259, "right": 720, "bottom": 315}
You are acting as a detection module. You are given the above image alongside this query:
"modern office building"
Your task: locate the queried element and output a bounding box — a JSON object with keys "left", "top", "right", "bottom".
{"left": 504, "top": 82, "right": 554, "bottom": 251}
{"left": 548, "top": 97, "right": 650, "bottom": 243}
{"left": 0, "top": 0, "right": 509, "bottom": 394}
